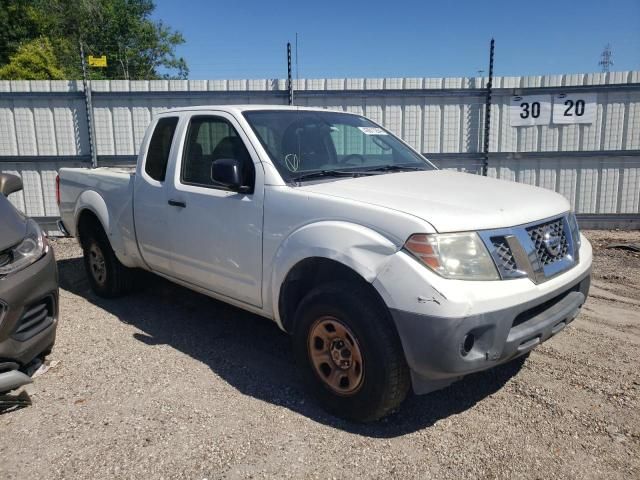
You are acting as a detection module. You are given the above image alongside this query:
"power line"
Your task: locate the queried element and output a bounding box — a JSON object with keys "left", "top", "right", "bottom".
{"left": 598, "top": 44, "right": 613, "bottom": 73}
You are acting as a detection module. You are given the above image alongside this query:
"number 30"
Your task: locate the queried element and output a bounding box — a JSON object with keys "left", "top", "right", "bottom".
{"left": 520, "top": 102, "right": 540, "bottom": 119}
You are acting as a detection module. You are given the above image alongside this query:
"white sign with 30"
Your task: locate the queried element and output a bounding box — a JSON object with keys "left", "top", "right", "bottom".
{"left": 509, "top": 95, "right": 552, "bottom": 126}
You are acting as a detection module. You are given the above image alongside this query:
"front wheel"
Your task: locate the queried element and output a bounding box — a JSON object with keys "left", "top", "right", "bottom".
{"left": 293, "top": 282, "right": 410, "bottom": 422}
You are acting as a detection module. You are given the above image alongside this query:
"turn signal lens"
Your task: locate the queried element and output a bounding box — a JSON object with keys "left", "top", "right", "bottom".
{"left": 404, "top": 232, "right": 499, "bottom": 281}
{"left": 404, "top": 234, "right": 441, "bottom": 270}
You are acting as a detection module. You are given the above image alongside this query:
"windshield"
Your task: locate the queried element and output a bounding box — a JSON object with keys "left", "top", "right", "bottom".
{"left": 242, "top": 110, "right": 436, "bottom": 182}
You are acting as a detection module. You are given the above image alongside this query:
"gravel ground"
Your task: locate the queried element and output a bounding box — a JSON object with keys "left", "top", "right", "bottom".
{"left": 1, "top": 231, "right": 639, "bottom": 479}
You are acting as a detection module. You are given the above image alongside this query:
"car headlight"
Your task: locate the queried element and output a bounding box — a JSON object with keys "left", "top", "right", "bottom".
{"left": 0, "top": 219, "right": 47, "bottom": 276}
{"left": 404, "top": 232, "right": 499, "bottom": 280}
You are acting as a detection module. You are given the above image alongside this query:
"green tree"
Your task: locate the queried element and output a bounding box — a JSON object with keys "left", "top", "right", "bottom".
{"left": 0, "top": 0, "right": 41, "bottom": 65}
{"left": 0, "top": 37, "right": 65, "bottom": 80}
{"left": 0, "top": 0, "right": 188, "bottom": 80}
{"left": 38, "top": 0, "right": 188, "bottom": 79}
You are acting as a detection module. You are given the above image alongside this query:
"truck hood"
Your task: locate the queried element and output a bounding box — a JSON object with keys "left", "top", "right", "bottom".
{"left": 298, "top": 170, "right": 570, "bottom": 232}
{"left": 0, "top": 195, "right": 26, "bottom": 251}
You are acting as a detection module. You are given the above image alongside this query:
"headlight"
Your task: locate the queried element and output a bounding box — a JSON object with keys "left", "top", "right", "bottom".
{"left": 404, "top": 232, "right": 499, "bottom": 280}
{"left": 0, "top": 219, "right": 47, "bottom": 276}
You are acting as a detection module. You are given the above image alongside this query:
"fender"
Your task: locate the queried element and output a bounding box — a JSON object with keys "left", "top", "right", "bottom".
{"left": 268, "top": 221, "right": 400, "bottom": 328}
{"left": 73, "top": 189, "right": 135, "bottom": 267}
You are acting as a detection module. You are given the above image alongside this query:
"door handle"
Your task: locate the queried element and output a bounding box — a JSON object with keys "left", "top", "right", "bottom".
{"left": 168, "top": 199, "right": 186, "bottom": 208}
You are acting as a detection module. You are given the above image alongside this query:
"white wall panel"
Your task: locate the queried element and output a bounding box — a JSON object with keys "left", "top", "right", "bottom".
{"left": 619, "top": 165, "right": 640, "bottom": 213}
{"left": 403, "top": 99, "right": 422, "bottom": 151}
{"left": 577, "top": 160, "right": 599, "bottom": 213}
{"left": 441, "top": 101, "right": 460, "bottom": 153}
{"left": 602, "top": 94, "right": 626, "bottom": 150}
{"left": 93, "top": 102, "right": 115, "bottom": 155}
{"left": 0, "top": 100, "right": 18, "bottom": 155}
{"left": 598, "top": 165, "right": 620, "bottom": 214}
{"left": 33, "top": 106, "right": 56, "bottom": 155}
{"left": 13, "top": 100, "right": 38, "bottom": 155}
{"left": 52, "top": 99, "right": 78, "bottom": 155}
{"left": 626, "top": 101, "right": 640, "bottom": 149}
{"left": 384, "top": 100, "right": 402, "bottom": 138}
{"left": 0, "top": 73, "right": 638, "bottom": 219}
{"left": 558, "top": 160, "right": 580, "bottom": 210}
{"left": 423, "top": 102, "right": 441, "bottom": 152}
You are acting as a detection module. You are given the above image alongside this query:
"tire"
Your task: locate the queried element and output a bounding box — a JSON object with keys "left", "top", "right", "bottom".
{"left": 292, "top": 281, "right": 410, "bottom": 422}
{"left": 82, "top": 223, "right": 134, "bottom": 298}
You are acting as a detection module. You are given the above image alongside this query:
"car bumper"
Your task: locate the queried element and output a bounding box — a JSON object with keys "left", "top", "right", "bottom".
{"left": 390, "top": 269, "right": 590, "bottom": 393}
{"left": 0, "top": 246, "right": 58, "bottom": 391}
{"left": 373, "top": 235, "right": 593, "bottom": 394}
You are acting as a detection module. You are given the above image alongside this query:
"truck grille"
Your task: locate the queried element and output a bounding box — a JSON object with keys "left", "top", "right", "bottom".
{"left": 478, "top": 214, "right": 578, "bottom": 284}
{"left": 527, "top": 218, "right": 569, "bottom": 266}
{"left": 491, "top": 237, "right": 518, "bottom": 273}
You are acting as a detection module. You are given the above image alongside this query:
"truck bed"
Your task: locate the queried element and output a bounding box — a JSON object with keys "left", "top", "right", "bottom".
{"left": 58, "top": 166, "right": 139, "bottom": 265}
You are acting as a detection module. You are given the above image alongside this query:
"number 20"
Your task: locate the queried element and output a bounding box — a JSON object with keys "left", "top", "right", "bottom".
{"left": 564, "top": 99, "right": 585, "bottom": 116}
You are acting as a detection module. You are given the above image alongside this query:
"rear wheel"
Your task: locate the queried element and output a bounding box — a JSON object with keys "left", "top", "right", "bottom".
{"left": 293, "top": 281, "right": 410, "bottom": 422}
{"left": 81, "top": 223, "right": 134, "bottom": 298}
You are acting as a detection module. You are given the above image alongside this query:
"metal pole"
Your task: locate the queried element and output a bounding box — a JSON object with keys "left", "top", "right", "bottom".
{"left": 287, "top": 42, "right": 293, "bottom": 105}
{"left": 80, "top": 40, "right": 98, "bottom": 168}
{"left": 482, "top": 38, "right": 495, "bottom": 177}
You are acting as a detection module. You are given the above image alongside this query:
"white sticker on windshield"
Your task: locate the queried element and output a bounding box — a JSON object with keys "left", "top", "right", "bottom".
{"left": 358, "top": 127, "right": 388, "bottom": 135}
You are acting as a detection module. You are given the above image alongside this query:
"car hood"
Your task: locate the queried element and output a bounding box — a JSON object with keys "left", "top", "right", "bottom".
{"left": 0, "top": 195, "right": 26, "bottom": 251}
{"left": 297, "top": 170, "right": 570, "bottom": 232}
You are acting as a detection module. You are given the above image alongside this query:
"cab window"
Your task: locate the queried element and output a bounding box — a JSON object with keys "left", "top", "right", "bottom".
{"left": 181, "top": 116, "right": 255, "bottom": 191}
{"left": 145, "top": 117, "right": 178, "bottom": 181}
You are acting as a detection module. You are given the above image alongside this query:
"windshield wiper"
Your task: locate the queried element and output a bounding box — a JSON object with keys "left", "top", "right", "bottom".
{"left": 363, "top": 164, "right": 427, "bottom": 173}
{"left": 292, "top": 169, "right": 369, "bottom": 183}
{"left": 291, "top": 165, "right": 426, "bottom": 184}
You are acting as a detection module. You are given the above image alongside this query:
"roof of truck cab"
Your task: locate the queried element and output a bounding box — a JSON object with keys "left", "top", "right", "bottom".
{"left": 155, "top": 105, "right": 347, "bottom": 115}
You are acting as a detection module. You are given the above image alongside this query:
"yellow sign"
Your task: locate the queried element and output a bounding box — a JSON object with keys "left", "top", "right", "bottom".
{"left": 88, "top": 55, "right": 107, "bottom": 67}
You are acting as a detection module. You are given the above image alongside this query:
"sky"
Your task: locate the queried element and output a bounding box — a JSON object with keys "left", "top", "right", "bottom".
{"left": 153, "top": 0, "right": 640, "bottom": 80}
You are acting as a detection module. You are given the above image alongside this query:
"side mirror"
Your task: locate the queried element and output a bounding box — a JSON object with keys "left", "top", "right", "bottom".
{"left": 211, "top": 158, "right": 249, "bottom": 193}
{"left": 0, "top": 173, "right": 23, "bottom": 197}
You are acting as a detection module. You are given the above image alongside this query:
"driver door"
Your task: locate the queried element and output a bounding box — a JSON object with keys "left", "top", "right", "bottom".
{"left": 165, "top": 113, "right": 264, "bottom": 307}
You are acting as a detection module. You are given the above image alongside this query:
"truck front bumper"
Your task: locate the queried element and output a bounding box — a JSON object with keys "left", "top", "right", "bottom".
{"left": 390, "top": 269, "right": 590, "bottom": 393}
{"left": 373, "top": 234, "right": 593, "bottom": 394}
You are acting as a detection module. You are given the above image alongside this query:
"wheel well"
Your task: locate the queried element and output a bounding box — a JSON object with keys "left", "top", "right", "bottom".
{"left": 76, "top": 210, "right": 104, "bottom": 250}
{"left": 278, "top": 257, "right": 388, "bottom": 333}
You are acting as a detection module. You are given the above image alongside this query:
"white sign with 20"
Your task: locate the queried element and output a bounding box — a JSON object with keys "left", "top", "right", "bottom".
{"left": 552, "top": 93, "right": 597, "bottom": 124}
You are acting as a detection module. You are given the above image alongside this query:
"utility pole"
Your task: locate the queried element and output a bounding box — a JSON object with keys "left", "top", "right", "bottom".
{"left": 482, "top": 38, "right": 495, "bottom": 177}
{"left": 287, "top": 42, "right": 293, "bottom": 105}
{"left": 80, "top": 40, "right": 98, "bottom": 168}
{"left": 598, "top": 44, "right": 614, "bottom": 73}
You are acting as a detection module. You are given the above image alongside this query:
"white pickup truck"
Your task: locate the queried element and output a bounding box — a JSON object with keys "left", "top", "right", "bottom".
{"left": 58, "top": 105, "right": 592, "bottom": 421}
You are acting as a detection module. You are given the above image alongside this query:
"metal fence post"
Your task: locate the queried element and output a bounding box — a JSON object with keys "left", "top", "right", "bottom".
{"left": 80, "top": 41, "right": 98, "bottom": 168}
{"left": 482, "top": 38, "right": 495, "bottom": 177}
{"left": 287, "top": 42, "right": 293, "bottom": 105}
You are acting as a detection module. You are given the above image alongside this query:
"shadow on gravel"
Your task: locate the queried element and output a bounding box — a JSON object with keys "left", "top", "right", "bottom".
{"left": 58, "top": 257, "right": 526, "bottom": 438}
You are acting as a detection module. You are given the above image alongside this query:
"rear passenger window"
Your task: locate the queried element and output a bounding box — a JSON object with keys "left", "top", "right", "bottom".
{"left": 145, "top": 117, "right": 178, "bottom": 181}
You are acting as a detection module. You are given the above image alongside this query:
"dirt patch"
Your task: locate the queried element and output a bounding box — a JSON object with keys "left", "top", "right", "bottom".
{"left": 0, "top": 231, "right": 638, "bottom": 479}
